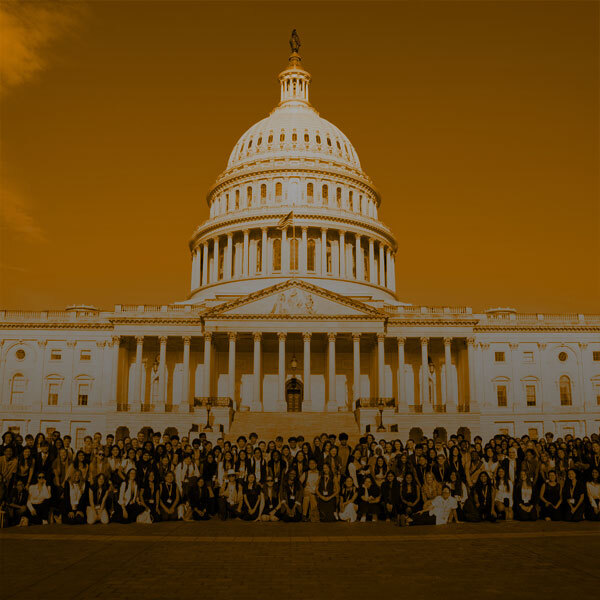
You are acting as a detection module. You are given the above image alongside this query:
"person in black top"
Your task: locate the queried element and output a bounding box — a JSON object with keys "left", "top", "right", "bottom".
{"left": 279, "top": 469, "right": 303, "bottom": 522}
{"left": 563, "top": 468, "right": 585, "bottom": 522}
{"left": 159, "top": 471, "right": 180, "bottom": 521}
{"left": 380, "top": 470, "right": 401, "bottom": 521}
{"left": 539, "top": 470, "right": 563, "bottom": 521}
{"left": 357, "top": 475, "right": 381, "bottom": 522}
{"left": 185, "top": 477, "right": 212, "bottom": 521}
{"left": 6, "top": 479, "right": 28, "bottom": 526}
{"left": 241, "top": 473, "right": 262, "bottom": 521}
{"left": 260, "top": 475, "right": 281, "bottom": 521}
{"left": 472, "top": 472, "right": 496, "bottom": 522}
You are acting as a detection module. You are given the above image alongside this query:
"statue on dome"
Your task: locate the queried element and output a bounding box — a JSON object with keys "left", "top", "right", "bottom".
{"left": 289, "top": 29, "right": 301, "bottom": 54}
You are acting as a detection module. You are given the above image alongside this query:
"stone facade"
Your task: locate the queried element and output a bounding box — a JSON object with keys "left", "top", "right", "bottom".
{"left": 1, "top": 47, "right": 599, "bottom": 444}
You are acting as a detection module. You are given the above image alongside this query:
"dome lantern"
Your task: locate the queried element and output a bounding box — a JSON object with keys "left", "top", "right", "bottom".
{"left": 278, "top": 30, "right": 311, "bottom": 106}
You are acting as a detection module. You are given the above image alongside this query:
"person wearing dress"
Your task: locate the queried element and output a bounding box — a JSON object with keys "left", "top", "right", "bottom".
{"left": 380, "top": 470, "right": 401, "bottom": 521}
{"left": 539, "top": 470, "right": 563, "bottom": 521}
{"left": 357, "top": 475, "right": 381, "bottom": 522}
{"left": 117, "top": 468, "right": 143, "bottom": 523}
{"left": 138, "top": 470, "right": 160, "bottom": 522}
{"left": 316, "top": 463, "right": 338, "bottom": 522}
{"left": 400, "top": 472, "right": 421, "bottom": 518}
{"left": 562, "top": 468, "right": 585, "bottom": 522}
{"left": 301, "top": 459, "right": 321, "bottom": 522}
{"left": 62, "top": 469, "right": 87, "bottom": 525}
{"left": 494, "top": 467, "right": 513, "bottom": 521}
{"left": 87, "top": 473, "right": 110, "bottom": 525}
{"left": 259, "top": 475, "right": 281, "bottom": 521}
{"left": 278, "top": 469, "right": 303, "bottom": 522}
{"left": 241, "top": 473, "right": 262, "bottom": 521}
{"left": 585, "top": 467, "right": 600, "bottom": 521}
{"left": 26, "top": 472, "right": 52, "bottom": 525}
{"left": 472, "top": 472, "right": 497, "bottom": 522}
{"left": 185, "top": 476, "right": 213, "bottom": 521}
{"left": 338, "top": 476, "right": 358, "bottom": 523}
{"left": 159, "top": 471, "right": 181, "bottom": 521}
{"left": 513, "top": 470, "right": 538, "bottom": 521}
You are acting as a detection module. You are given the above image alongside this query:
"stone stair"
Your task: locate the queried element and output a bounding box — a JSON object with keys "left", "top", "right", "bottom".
{"left": 226, "top": 411, "right": 361, "bottom": 444}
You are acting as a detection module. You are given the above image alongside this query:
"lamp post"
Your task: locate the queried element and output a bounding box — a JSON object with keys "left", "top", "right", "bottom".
{"left": 377, "top": 397, "right": 386, "bottom": 432}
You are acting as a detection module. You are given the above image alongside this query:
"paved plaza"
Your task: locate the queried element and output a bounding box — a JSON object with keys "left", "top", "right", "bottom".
{"left": 1, "top": 521, "right": 599, "bottom": 600}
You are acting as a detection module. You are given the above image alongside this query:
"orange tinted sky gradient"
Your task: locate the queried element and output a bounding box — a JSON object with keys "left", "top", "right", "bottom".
{"left": 1, "top": 1, "right": 598, "bottom": 313}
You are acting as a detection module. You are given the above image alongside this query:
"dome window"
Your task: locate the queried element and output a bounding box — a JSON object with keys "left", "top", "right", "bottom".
{"left": 275, "top": 182, "right": 283, "bottom": 200}
{"left": 235, "top": 190, "right": 240, "bottom": 209}
{"left": 327, "top": 138, "right": 332, "bottom": 146}
{"left": 247, "top": 186, "right": 253, "bottom": 203}
{"left": 322, "top": 184, "right": 328, "bottom": 204}
{"left": 268, "top": 134, "right": 273, "bottom": 144}
{"left": 248, "top": 139, "right": 253, "bottom": 148}
{"left": 292, "top": 133, "right": 297, "bottom": 142}
{"left": 257, "top": 137, "right": 262, "bottom": 145}
{"left": 316, "top": 135, "right": 321, "bottom": 144}
{"left": 280, "top": 133, "right": 285, "bottom": 142}
{"left": 336, "top": 140, "right": 341, "bottom": 150}
{"left": 290, "top": 238, "right": 299, "bottom": 271}
{"left": 307, "top": 239, "right": 316, "bottom": 272}
{"left": 272, "top": 238, "right": 281, "bottom": 272}
{"left": 307, "top": 183, "right": 314, "bottom": 202}
{"left": 304, "top": 133, "right": 309, "bottom": 142}
{"left": 336, "top": 187, "right": 342, "bottom": 207}
{"left": 261, "top": 184, "right": 267, "bottom": 204}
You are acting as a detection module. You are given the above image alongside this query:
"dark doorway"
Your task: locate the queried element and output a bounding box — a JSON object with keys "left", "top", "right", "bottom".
{"left": 286, "top": 378, "right": 303, "bottom": 412}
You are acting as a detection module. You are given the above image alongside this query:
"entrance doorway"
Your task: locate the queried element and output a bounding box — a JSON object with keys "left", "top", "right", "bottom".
{"left": 286, "top": 378, "right": 303, "bottom": 412}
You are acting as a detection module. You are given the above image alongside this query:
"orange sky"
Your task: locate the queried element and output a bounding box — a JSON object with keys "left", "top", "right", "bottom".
{"left": 1, "top": 1, "right": 598, "bottom": 313}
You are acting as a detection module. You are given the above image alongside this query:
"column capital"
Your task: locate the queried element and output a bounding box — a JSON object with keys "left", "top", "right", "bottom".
{"left": 228, "top": 332, "right": 237, "bottom": 342}
{"left": 467, "top": 337, "right": 476, "bottom": 346}
{"left": 302, "top": 332, "right": 312, "bottom": 342}
{"left": 376, "top": 333, "right": 386, "bottom": 342}
{"left": 352, "top": 333, "right": 361, "bottom": 342}
{"left": 327, "top": 332, "right": 336, "bottom": 343}
{"left": 301, "top": 226, "right": 308, "bottom": 233}
{"left": 396, "top": 336, "right": 406, "bottom": 345}
{"left": 243, "top": 228, "right": 250, "bottom": 235}
{"left": 321, "top": 227, "right": 328, "bottom": 233}
{"left": 537, "top": 342, "right": 546, "bottom": 351}
{"left": 261, "top": 226, "right": 267, "bottom": 233}
{"left": 277, "top": 332, "right": 287, "bottom": 342}
{"left": 111, "top": 336, "right": 120, "bottom": 347}
{"left": 158, "top": 336, "right": 168, "bottom": 345}
{"left": 420, "top": 336, "right": 429, "bottom": 346}
{"left": 509, "top": 342, "right": 519, "bottom": 350}
{"left": 443, "top": 337, "right": 452, "bottom": 346}
{"left": 135, "top": 335, "right": 144, "bottom": 344}
{"left": 96, "top": 341, "right": 107, "bottom": 348}
{"left": 204, "top": 332, "right": 213, "bottom": 342}
{"left": 182, "top": 336, "right": 192, "bottom": 345}
{"left": 253, "top": 332, "right": 262, "bottom": 342}
{"left": 227, "top": 232, "right": 233, "bottom": 239}
{"left": 579, "top": 342, "right": 588, "bottom": 350}
{"left": 66, "top": 340, "right": 76, "bottom": 348}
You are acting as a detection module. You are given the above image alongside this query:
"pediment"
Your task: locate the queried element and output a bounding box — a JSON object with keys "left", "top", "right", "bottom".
{"left": 203, "top": 280, "right": 384, "bottom": 319}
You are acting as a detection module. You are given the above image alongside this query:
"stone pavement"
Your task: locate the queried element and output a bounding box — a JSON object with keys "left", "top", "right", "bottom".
{"left": 1, "top": 521, "right": 599, "bottom": 600}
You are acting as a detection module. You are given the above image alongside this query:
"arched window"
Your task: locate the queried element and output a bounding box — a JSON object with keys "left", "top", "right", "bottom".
{"left": 279, "top": 132, "right": 285, "bottom": 142}
{"left": 247, "top": 186, "right": 253, "bottom": 204}
{"left": 336, "top": 140, "right": 341, "bottom": 150}
{"left": 268, "top": 134, "right": 273, "bottom": 144}
{"left": 292, "top": 133, "right": 297, "bottom": 142}
{"left": 349, "top": 191, "right": 354, "bottom": 211}
{"left": 290, "top": 238, "right": 299, "bottom": 271}
{"left": 275, "top": 182, "right": 282, "bottom": 199}
{"left": 257, "top": 137, "right": 262, "bottom": 146}
{"left": 363, "top": 249, "right": 369, "bottom": 280}
{"left": 322, "top": 184, "right": 328, "bottom": 204}
{"left": 225, "top": 194, "right": 230, "bottom": 212}
{"left": 304, "top": 133, "right": 309, "bottom": 142}
{"left": 256, "top": 240, "right": 262, "bottom": 273}
{"left": 235, "top": 189, "right": 240, "bottom": 209}
{"left": 559, "top": 375, "right": 572, "bottom": 406}
{"left": 326, "top": 241, "right": 332, "bottom": 274}
{"left": 307, "top": 182, "right": 313, "bottom": 203}
{"left": 316, "top": 135, "right": 321, "bottom": 144}
{"left": 45, "top": 375, "right": 63, "bottom": 406}
{"left": 248, "top": 139, "right": 253, "bottom": 149}
{"left": 75, "top": 376, "right": 92, "bottom": 406}
{"left": 272, "top": 239, "right": 281, "bottom": 272}
{"left": 261, "top": 183, "right": 267, "bottom": 204}
{"left": 336, "top": 187, "right": 342, "bottom": 208}
{"left": 307, "top": 239, "right": 316, "bottom": 272}
{"left": 10, "top": 373, "right": 25, "bottom": 404}
{"left": 326, "top": 137, "right": 332, "bottom": 146}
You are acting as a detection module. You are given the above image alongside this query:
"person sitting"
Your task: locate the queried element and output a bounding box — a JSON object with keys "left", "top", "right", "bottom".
{"left": 6, "top": 479, "right": 29, "bottom": 527}
{"left": 117, "top": 468, "right": 143, "bottom": 523}
{"left": 279, "top": 468, "right": 303, "bottom": 522}
{"left": 241, "top": 473, "right": 262, "bottom": 521}
{"left": 562, "top": 468, "right": 585, "bottom": 522}
{"left": 301, "top": 458, "right": 320, "bottom": 522}
{"left": 26, "top": 472, "right": 51, "bottom": 525}
{"left": 218, "top": 469, "right": 241, "bottom": 520}
{"left": 159, "top": 471, "right": 181, "bottom": 521}
{"left": 429, "top": 486, "right": 459, "bottom": 525}
{"left": 513, "top": 470, "right": 538, "bottom": 521}
{"left": 259, "top": 475, "right": 281, "bottom": 521}
{"left": 585, "top": 467, "right": 600, "bottom": 521}
{"left": 61, "top": 469, "right": 87, "bottom": 525}
{"left": 539, "top": 470, "right": 563, "bottom": 522}
{"left": 421, "top": 472, "right": 442, "bottom": 505}
{"left": 380, "top": 470, "right": 401, "bottom": 522}
{"left": 472, "top": 472, "right": 497, "bottom": 522}
{"left": 175, "top": 454, "right": 200, "bottom": 501}
{"left": 338, "top": 476, "right": 358, "bottom": 523}
{"left": 316, "top": 463, "right": 338, "bottom": 522}
{"left": 87, "top": 473, "right": 110, "bottom": 525}
{"left": 493, "top": 467, "right": 513, "bottom": 521}
{"left": 357, "top": 475, "right": 381, "bottom": 522}
{"left": 399, "top": 472, "right": 421, "bottom": 519}
{"left": 185, "top": 477, "right": 212, "bottom": 521}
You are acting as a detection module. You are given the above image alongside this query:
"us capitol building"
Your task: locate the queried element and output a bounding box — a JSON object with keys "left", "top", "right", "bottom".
{"left": 1, "top": 38, "right": 599, "bottom": 445}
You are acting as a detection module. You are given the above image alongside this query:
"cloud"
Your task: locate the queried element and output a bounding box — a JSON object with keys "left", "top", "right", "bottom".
{"left": 0, "top": 0, "right": 83, "bottom": 95}
{"left": 0, "top": 186, "right": 46, "bottom": 242}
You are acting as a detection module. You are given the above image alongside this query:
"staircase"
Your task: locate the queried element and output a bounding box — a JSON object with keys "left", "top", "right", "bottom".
{"left": 226, "top": 411, "right": 361, "bottom": 444}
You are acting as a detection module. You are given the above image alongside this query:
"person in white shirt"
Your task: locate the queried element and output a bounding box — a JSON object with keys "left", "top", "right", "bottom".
{"left": 430, "top": 487, "right": 459, "bottom": 525}
{"left": 175, "top": 454, "right": 200, "bottom": 498}
{"left": 585, "top": 467, "right": 600, "bottom": 521}
{"left": 26, "top": 472, "right": 51, "bottom": 525}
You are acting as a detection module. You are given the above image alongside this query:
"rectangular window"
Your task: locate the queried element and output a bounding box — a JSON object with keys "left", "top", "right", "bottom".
{"left": 526, "top": 384, "right": 536, "bottom": 406}
{"left": 528, "top": 428, "right": 539, "bottom": 440}
{"left": 523, "top": 351, "right": 534, "bottom": 363}
{"left": 45, "top": 427, "right": 56, "bottom": 438}
{"left": 498, "top": 428, "right": 509, "bottom": 436}
{"left": 8, "top": 426, "right": 21, "bottom": 435}
{"left": 75, "top": 428, "right": 86, "bottom": 450}
{"left": 495, "top": 351, "right": 505, "bottom": 362}
{"left": 50, "top": 349, "right": 62, "bottom": 361}
{"left": 593, "top": 351, "right": 600, "bottom": 361}
{"left": 77, "top": 383, "right": 89, "bottom": 406}
{"left": 497, "top": 385, "right": 507, "bottom": 407}
{"left": 80, "top": 349, "right": 91, "bottom": 361}
{"left": 48, "top": 383, "right": 59, "bottom": 405}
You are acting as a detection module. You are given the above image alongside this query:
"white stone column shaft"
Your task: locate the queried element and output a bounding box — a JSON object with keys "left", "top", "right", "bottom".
{"left": 158, "top": 336, "right": 167, "bottom": 408}
{"left": 377, "top": 333, "right": 385, "bottom": 397}
{"left": 226, "top": 233, "right": 233, "bottom": 280}
{"left": 327, "top": 333, "right": 336, "bottom": 410}
{"left": 182, "top": 336, "right": 191, "bottom": 407}
{"left": 369, "top": 238, "right": 376, "bottom": 284}
{"left": 228, "top": 333, "right": 236, "bottom": 405}
{"left": 444, "top": 337, "right": 453, "bottom": 408}
{"left": 282, "top": 228, "right": 288, "bottom": 275}
{"left": 213, "top": 237, "right": 220, "bottom": 282}
{"left": 300, "top": 227, "right": 308, "bottom": 273}
{"left": 321, "top": 228, "right": 328, "bottom": 275}
{"left": 303, "top": 332, "right": 311, "bottom": 408}
{"left": 339, "top": 231, "right": 346, "bottom": 278}
{"left": 397, "top": 337, "right": 405, "bottom": 412}
{"left": 278, "top": 332, "right": 286, "bottom": 409}
{"left": 355, "top": 235, "right": 363, "bottom": 280}
{"left": 261, "top": 228, "right": 268, "bottom": 275}
{"left": 202, "top": 242, "right": 209, "bottom": 286}
{"left": 203, "top": 333, "right": 212, "bottom": 397}
{"left": 378, "top": 243, "right": 385, "bottom": 286}
{"left": 111, "top": 336, "right": 120, "bottom": 406}
{"left": 353, "top": 333, "right": 361, "bottom": 407}
{"left": 253, "top": 333, "right": 262, "bottom": 410}
{"left": 135, "top": 336, "right": 144, "bottom": 407}
{"left": 243, "top": 229, "right": 250, "bottom": 276}
{"left": 420, "top": 337, "right": 428, "bottom": 407}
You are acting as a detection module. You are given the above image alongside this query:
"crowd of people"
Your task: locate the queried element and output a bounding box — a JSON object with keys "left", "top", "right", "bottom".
{"left": 0, "top": 428, "right": 599, "bottom": 528}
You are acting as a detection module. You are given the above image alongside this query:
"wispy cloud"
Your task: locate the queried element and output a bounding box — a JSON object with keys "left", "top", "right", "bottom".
{"left": 0, "top": 186, "right": 46, "bottom": 243}
{"left": 0, "top": 0, "right": 83, "bottom": 95}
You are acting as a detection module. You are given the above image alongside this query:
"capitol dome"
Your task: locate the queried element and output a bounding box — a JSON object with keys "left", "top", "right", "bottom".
{"left": 186, "top": 43, "right": 400, "bottom": 306}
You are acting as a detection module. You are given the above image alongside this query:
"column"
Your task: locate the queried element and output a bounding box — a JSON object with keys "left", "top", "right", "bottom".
{"left": 321, "top": 228, "right": 328, "bottom": 275}
{"left": 253, "top": 332, "right": 262, "bottom": 410}
{"left": 377, "top": 333, "right": 385, "bottom": 397}
{"left": 444, "top": 337, "right": 453, "bottom": 409}
{"left": 278, "top": 332, "right": 286, "bottom": 409}
{"left": 327, "top": 332, "right": 336, "bottom": 410}
{"left": 467, "top": 338, "right": 476, "bottom": 411}
{"left": 390, "top": 253, "right": 396, "bottom": 292}
{"left": 303, "top": 332, "right": 311, "bottom": 408}
{"left": 509, "top": 342, "right": 519, "bottom": 411}
{"left": 226, "top": 233, "right": 233, "bottom": 280}
{"left": 369, "top": 238, "right": 376, "bottom": 284}
{"left": 243, "top": 229, "right": 250, "bottom": 276}
{"left": 157, "top": 336, "right": 167, "bottom": 409}
{"left": 181, "top": 336, "right": 191, "bottom": 407}
{"left": 135, "top": 336, "right": 144, "bottom": 407}
{"left": 386, "top": 248, "right": 392, "bottom": 289}
{"left": 300, "top": 227, "right": 308, "bottom": 273}
{"left": 203, "top": 332, "right": 212, "bottom": 397}
{"left": 202, "top": 242, "right": 209, "bottom": 286}
{"left": 378, "top": 243, "right": 385, "bottom": 286}
{"left": 420, "top": 337, "right": 429, "bottom": 408}
{"left": 228, "top": 333, "right": 236, "bottom": 405}
{"left": 355, "top": 234, "right": 363, "bottom": 280}
{"left": 190, "top": 250, "right": 198, "bottom": 289}
{"left": 213, "top": 237, "right": 220, "bottom": 282}
{"left": 353, "top": 333, "right": 361, "bottom": 407}
{"left": 397, "top": 337, "right": 406, "bottom": 412}
{"left": 111, "top": 336, "right": 120, "bottom": 406}
{"left": 339, "top": 231, "right": 346, "bottom": 278}
{"left": 282, "top": 227, "right": 288, "bottom": 275}
{"left": 261, "top": 228, "right": 268, "bottom": 274}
